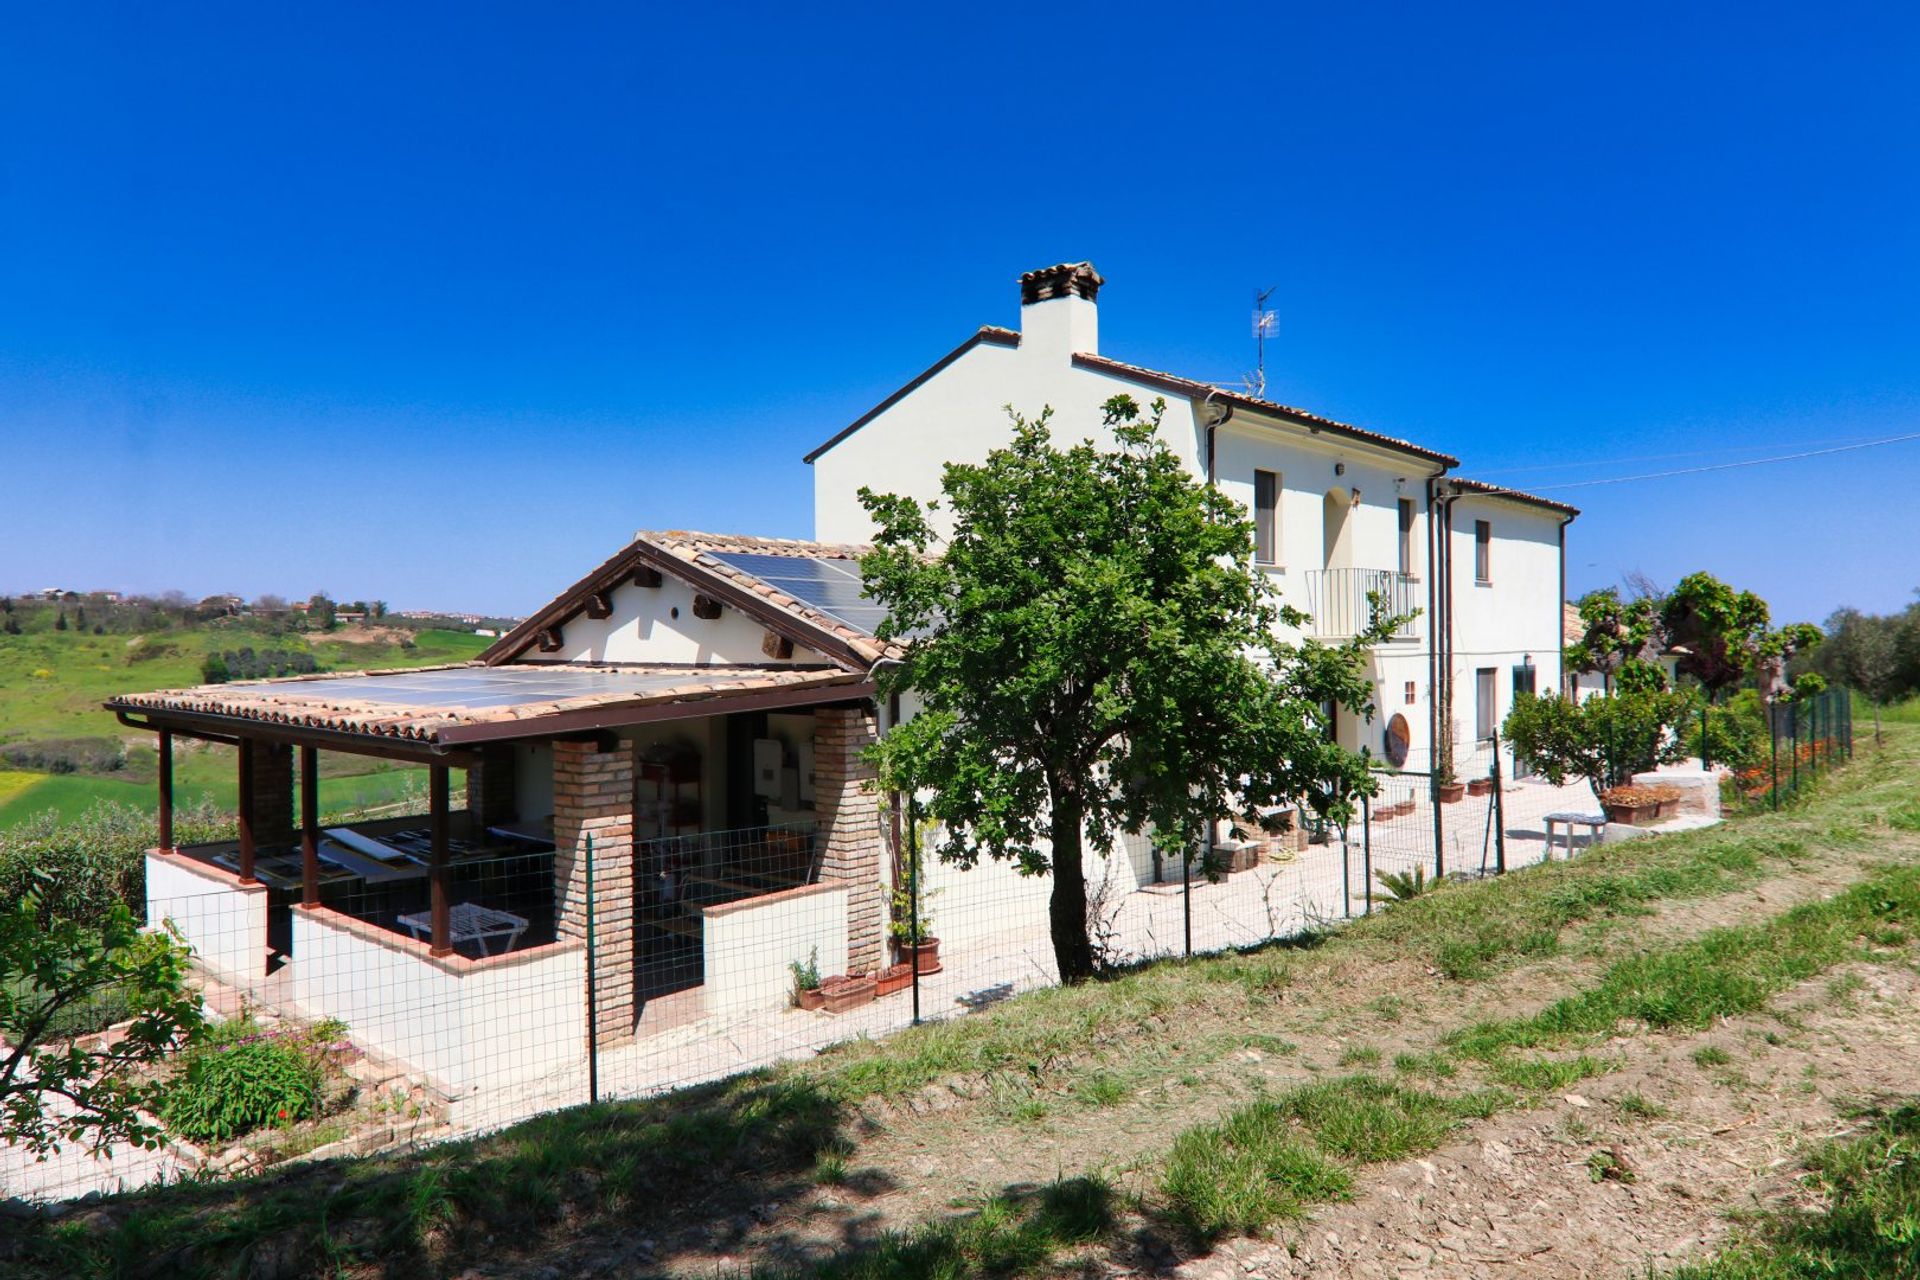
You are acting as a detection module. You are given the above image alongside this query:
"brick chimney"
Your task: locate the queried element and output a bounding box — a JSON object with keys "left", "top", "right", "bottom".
{"left": 1018, "top": 261, "right": 1102, "bottom": 361}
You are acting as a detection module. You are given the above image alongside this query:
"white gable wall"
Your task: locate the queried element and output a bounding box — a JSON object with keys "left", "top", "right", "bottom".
{"left": 537, "top": 572, "right": 829, "bottom": 667}
{"left": 1445, "top": 498, "right": 1568, "bottom": 777}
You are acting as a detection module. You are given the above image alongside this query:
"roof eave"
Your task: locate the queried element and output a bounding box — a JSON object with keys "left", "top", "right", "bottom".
{"left": 802, "top": 326, "right": 1021, "bottom": 465}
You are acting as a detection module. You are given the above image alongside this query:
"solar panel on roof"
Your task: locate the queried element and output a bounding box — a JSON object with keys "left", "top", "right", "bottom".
{"left": 707, "top": 551, "right": 891, "bottom": 637}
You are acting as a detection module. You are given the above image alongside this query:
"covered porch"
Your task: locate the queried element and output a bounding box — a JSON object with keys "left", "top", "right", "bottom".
{"left": 110, "top": 662, "right": 883, "bottom": 1089}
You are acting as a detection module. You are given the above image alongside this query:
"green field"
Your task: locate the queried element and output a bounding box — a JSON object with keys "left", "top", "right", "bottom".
{"left": 0, "top": 623, "right": 491, "bottom": 830}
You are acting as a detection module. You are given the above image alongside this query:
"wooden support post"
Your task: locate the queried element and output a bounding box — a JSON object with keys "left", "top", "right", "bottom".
{"left": 157, "top": 730, "right": 174, "bottom": 853}
{"left": 300, "top": 745, "right": 320, "bottom": 908}
{"left": 236, "top": 738, "right": 258, "bottom": 884}
{"left": 429, "top": 764, "right": 451, "bottom": 956}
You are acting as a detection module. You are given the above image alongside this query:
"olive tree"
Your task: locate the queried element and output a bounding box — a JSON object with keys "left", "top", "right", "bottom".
{"left": 858, "top": 396, "right": 1399, "bottom": 984}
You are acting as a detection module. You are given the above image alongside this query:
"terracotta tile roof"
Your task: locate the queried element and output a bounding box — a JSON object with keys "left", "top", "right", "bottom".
{"left": 642, "top": 529, "right": 899, "bottom": 666}
{"left": 1564, "top": 601, "right": 1584, "bottom": 647}
{"left": 108, "top": 662, "right": 868, "bottom": 745}
{"left": 480, "top": 530, "right": 897, "bottom": 671}
{"left": 1445, "top": 476, "right": 1581, "bottom": 518}
{"left": 1069, "top": 354, "right": 1459, "bottom": 468}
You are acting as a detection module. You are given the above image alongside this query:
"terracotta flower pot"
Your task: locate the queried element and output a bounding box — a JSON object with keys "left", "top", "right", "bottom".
{"left": 1437, "top": 782, "right": 1466, "bottom": 803}
{"left": 795, "top": 987, "right": 825, "bottom": 1011}
{"left": 1467, "top": 778, "right": 1495, "bottom": 797}
{"left": 875, "top": 964, "right": 913, "bottom": 997}
{"left": 819, "top": 974, "right": 876, "bottom": 1013}
{"left": 895, "top": 938, "right": 943, "bottom": 975}
{"left": 1602, "top": 801, "right": 1656, "bottom": 826}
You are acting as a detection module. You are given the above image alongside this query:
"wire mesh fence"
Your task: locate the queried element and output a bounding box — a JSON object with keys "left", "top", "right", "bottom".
{"left": 1712, "top": 686, "right": 1854, "bottom": 813}
{"left": 6, "top": 696, "right": 1857, "bottom": 1204}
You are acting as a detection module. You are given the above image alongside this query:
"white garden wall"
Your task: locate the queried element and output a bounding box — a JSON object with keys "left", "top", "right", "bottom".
{"left": 697, "top": 882, "right": 849, "bottom": 1017}
{"left": 289, "top": 907, "right": 585, "bottom": 1093}
{"left": 144, "top": 851, "right": 268, "bottom": 983}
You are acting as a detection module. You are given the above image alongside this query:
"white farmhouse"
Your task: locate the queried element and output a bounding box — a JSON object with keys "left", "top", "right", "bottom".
{"left": 808, "top": 261, "right": 1576, "bottom": 781}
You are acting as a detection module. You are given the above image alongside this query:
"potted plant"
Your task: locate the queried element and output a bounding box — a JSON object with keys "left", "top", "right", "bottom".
{"left": 875, "top": 962, "right": 914, "bottom": 996}
{"left": 890, "top": 885, "right": 943, "bottom": 974}
{"left": 1435, "top": 765, "right": 1466, "bottom": 804}
{"left": 819, "top": 972, "right": 877, "bottom": 1013}
{"left": 1466, "top": 776, "right": 1495, "bottom": 797}
{"left": 790, "top": 947, "right": 824, "bottom": 1011}
{"left": 1600, "top": 785, "right": 1664, "bottom": 826}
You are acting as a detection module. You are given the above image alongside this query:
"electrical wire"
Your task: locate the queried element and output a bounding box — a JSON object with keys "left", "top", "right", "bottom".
{"left": 1523, "top": 431, "right": 1920, "bottom": 492}
{"left": 1474, "top": 431, "right": 1901, "bottom": 479}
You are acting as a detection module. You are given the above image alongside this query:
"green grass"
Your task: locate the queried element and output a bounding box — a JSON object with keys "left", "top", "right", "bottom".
{"left": 1668, "top": 1100, "right": 1920, "bottom": 1279}
{"left": 1694, "top": 1045, "right": 1734, "bottom": 1068}
{"left": 1447, "top": 862, "right": 1920, "bottom": 1070}
{"left": 1161, "top": 1102, "right": 1353, "bottom": 1243}
{"left": 1274, "top": 1075, "right": 1507, "bottom": 1162}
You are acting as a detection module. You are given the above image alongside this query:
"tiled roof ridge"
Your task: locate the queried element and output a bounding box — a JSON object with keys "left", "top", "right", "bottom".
{"left": 639, "top": 529, "right": 873, "bottom": 559}
{"left": 1445, "top": 476, "right": 1581, "bottom": 517}
{"left": 1071, "top": 352, "right": 1460, "bottom": 468}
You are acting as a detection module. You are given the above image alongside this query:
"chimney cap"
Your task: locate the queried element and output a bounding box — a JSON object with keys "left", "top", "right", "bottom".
{"left": 1019, "top": 261, "right": 1104, "bottom": 305}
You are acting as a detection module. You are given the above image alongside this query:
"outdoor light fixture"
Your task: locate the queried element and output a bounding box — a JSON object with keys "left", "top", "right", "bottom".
{"left": 1334, "top": 461, "right": 1346, "bottom": 476}
{"left": 1350, "top": 487, "right": 1362, "bottom": 506}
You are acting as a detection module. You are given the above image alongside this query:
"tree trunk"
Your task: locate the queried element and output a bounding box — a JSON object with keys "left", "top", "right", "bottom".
{"left": 1048, "top": 794, "right": 1096, "bottom": 984}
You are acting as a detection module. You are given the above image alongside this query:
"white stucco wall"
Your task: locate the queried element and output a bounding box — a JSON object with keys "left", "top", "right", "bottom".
{"left": 289, "top": 908, "right": 586, "bottom": 1092}
{"left": 1445, "top": 497, "right": 1569, "bottom": 777}
{"left": 540, "top": 572, "right": 827, "bottom": 666}
{"left": 696, "top": 882, "right": 849, "bottom": 1016}
{"left": 145, "top": 851, "right": 268, "bottom": 983}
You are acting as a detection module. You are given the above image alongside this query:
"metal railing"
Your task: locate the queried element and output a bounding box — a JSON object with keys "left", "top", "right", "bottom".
{"left": 1301, "top": 567, "right": 1421, "bottom": 641}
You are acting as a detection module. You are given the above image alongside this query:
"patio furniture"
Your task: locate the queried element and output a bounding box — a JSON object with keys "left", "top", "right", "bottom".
{"left": 317, "top": 839, "right": 427, "bottom": 884}
{"left": 397, "top": 902, "right": 530, "bottom": 956}
{"left": 1543, "top": 811, "right": 1607, "bottom": 861}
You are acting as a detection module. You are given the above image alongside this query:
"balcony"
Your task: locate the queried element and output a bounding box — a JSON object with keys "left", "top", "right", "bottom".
{"left": 1301, "top": 568, "right": 1421, "bottom": 642}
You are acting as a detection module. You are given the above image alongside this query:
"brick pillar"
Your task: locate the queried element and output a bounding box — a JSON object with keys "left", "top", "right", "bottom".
{"left": 552, "top": 739, "right": 636, "bottom": 1046}
{"left": 246, "top": 741, "right": 295, "bottom": 851}
{"left": 815, "top": 706, "right": 884, "bottom": 975}
{"left": 465, "top": 745, "right": 518, "bottom": 827}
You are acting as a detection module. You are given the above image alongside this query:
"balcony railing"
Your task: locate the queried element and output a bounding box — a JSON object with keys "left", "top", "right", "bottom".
{"left": 1301, "top": 568, "right": 1421, "bottom": 641}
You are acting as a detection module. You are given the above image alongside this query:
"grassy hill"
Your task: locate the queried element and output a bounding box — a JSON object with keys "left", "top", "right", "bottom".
{"left": 0, "top": 622, "right": 491, "bottom": 829}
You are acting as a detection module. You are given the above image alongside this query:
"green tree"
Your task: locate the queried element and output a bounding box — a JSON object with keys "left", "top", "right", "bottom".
{"left": 1565, "top": 588, "right": 1660, "bottom": 695}
{"left": 1, "top": 896, "right": 203, "bottom": 1156}
{"left": 858, "top": 396, "right": 1399, "bottom": 984}
{"left": 1503, "top": 688, "right": 1695, "bottom": 800}
{"left": 307, "top": 592, "right": 337, "bottom": 631}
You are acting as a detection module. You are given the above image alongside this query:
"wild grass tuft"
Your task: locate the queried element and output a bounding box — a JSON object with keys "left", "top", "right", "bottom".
{"left": 1274, "top": 1076, "right": 1501, "bottom": 1163}
{"left": 1160, "top": 1102, "right": 1352, "bottom": 1243}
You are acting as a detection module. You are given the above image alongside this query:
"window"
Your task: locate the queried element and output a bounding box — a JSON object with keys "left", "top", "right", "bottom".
{"left": 1473, "top": 520, "right": 1491, "bottom": 583}
{"left": 1404, "top": 680, "right": 1416, "bottom": 705}
{"left": 1511, "top": 663, "right": 1536, "bottom": 698}
{"left": 1475, "top": 667, "right": 1497, "bottom": 740}
{"left": 1397, "top": 499, "right": 1416, "bottom": 576}
{"left": 1253, "top": 470, "right": 1279, "bottom": 564}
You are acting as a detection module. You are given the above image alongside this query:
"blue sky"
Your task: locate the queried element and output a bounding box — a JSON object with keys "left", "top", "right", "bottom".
{"left": 3, "top": 3, "right": 1916, "bottom": 624}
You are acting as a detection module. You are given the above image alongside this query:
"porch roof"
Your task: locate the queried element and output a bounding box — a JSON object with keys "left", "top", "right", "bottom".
{"left": 107, "top": 662, "right": 872, "bottom": 751}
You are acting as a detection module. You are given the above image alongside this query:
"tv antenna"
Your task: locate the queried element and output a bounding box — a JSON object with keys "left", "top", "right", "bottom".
{"left": 1248, "top": 286, "right": 1279, "bottom": 399}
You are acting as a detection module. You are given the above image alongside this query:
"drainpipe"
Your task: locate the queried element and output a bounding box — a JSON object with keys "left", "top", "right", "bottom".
{"left": 1200, "top": 391, "right": 1233, "bottom": 878}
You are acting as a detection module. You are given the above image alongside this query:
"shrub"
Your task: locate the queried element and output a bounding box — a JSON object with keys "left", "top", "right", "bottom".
{"left": 0, "top": 736, "right": 128, "bottom": 775}
{"left": 0, "top": 798, "right": 232, "bottom": 928}
{"left": 161, "top": 1023, "right": 329, "bottom": 1143}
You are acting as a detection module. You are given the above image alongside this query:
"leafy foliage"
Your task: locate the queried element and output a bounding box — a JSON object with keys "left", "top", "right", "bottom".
{"left": 0, "top": 797, "right": 232, "bottom": 928}
{"left": 858, "top": 396, "right": 1399, "bottom": 982}
{"left": 0, "top": 896, "right": 203, "bottom": 1156}
{"left": 1374, "top": 866, "right": 1437, "bottom": 902}
{"left": 160, "top": 1020, "right": 329, "bottom": 1143}
{"left": 1502, "top": 687, "right": 1695, "bottom": 797}
{"left": 1565, "top": 588, "right": 1662, "bottom": 693}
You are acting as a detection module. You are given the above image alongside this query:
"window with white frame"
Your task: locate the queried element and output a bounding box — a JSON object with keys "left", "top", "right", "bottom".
{"left": 1475, "top": 667, "right": 1497, "bottom": 740}
{"left": 1398, "top": 498, "right": 1416, "bottom": 576}
{"left": 1473, "top": 520, "right": 1491, "bottom": 583}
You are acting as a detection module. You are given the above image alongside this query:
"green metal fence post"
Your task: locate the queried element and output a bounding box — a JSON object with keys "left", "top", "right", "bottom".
{"left": 1769, "top": 701, "right": 1779, "bottom": 813}
{"left": 1700, "top": 701, "right": 1710, "bottom": 771}
{"left": 585, "top": 832, "right": 599, "bottom": 1106}
{"left": 908, "top": 795, "right": 921, "bottom": 1026}
{"left": 1490, "top": 733, "right": 1506, "bottom": 876}
{"left": 1362, "top": 794, "right": 1373, "bottom": 916}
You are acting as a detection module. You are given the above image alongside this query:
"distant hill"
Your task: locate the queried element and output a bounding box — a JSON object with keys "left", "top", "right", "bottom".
{"left": 0, "top": 614, "right": 492, "bottom": 829}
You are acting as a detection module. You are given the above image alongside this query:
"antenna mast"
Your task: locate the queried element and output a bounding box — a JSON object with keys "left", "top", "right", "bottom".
{"left": 1249, "top": 286, "right": 1278, "bottom": 399}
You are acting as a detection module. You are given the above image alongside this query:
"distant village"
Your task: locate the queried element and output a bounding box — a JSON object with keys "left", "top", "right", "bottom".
{"left": 6, "top": 587, "right": 519, "bottom": 636}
